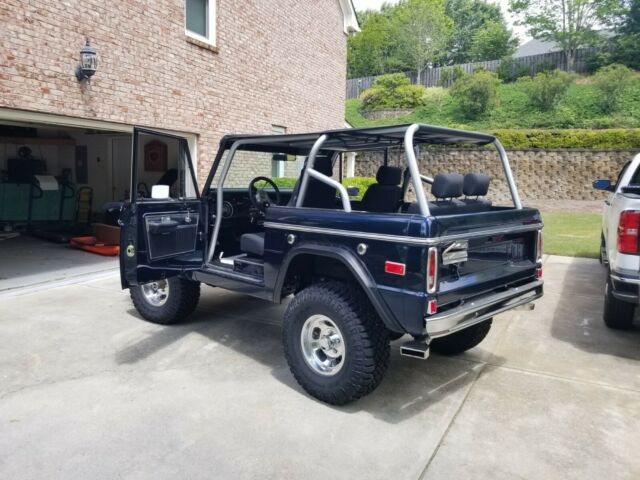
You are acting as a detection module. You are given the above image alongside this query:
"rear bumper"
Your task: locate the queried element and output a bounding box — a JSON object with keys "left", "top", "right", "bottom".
{"left": 425, "top": 279, "right": 544, "bottom": 338}
{"left": 610, "top": 270, "right": 640, "bottom": 304}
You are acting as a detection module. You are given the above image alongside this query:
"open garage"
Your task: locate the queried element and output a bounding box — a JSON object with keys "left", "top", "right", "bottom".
{"left": 0, "top": 111, "right": 196, "bottom": 294}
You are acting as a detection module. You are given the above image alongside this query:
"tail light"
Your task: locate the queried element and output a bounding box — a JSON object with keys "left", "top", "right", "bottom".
{"left": 427, "top": 247, "right": 438, "bottom": 294}
{"left": 536, "top": 230, "right": 543, "bottom": 262}
{"left": 618, "top": 211, "right": 640, "bottom": 254}
{"left": 536, "top": 230, "right": 544, "bottom": 278}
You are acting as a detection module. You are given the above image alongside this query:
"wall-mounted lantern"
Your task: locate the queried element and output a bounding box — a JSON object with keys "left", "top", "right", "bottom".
{"left": 75, "top": 39, "right": 97, "bottom": 81}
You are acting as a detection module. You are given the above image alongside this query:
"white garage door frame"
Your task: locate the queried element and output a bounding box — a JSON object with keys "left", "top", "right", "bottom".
{"left": 0, "top": 108, "right": 199, "bottom": 183}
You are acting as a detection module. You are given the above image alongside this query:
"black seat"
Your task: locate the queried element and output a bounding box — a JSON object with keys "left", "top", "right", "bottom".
{"left": 407, "top": 173, "right": 464, "bottom": 216}
{"left": 240, "top": 156, "right": 336, "bottom": 258}
{"left": 240, "top": 232, "right": 265, "bottom": 256}
{"left": 461, "top": 173, "right": 492, "bottom": 212}
{"left": 360, "top": 166, "right": 403, "bottom": 213}
{"left": 287, "top": 155, "right": 337, "bottom": 209}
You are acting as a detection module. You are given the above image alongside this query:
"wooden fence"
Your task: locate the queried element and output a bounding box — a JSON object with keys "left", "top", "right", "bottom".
{"left": 346, "top": 47, "right": 606, "bottom": 99}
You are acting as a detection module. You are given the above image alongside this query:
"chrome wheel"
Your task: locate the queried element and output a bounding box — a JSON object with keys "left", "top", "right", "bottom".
{"left": 300, "top": 315, "right": 346, "bottom": 376}
{"left": 141, "top": 280, "right": 170, "bottom": 307}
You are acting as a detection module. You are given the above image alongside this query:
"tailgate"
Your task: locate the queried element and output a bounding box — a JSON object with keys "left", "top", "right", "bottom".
{"left": 431, "top": 208, "right": 542, "bottom": 307}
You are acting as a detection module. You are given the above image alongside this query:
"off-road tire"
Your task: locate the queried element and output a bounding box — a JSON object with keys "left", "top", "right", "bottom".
{"left": 282, "top": 281, "right": 390, "bottom": 405}
{"left": 388, "top": 331, "right": 405, "bottom": 341}
{"left": 130, "top": 277, "right": 200, "bottom": 325}
{"left": 603, "top": 276, "right": 635, "bottom": 329}
{"left": 430, "top": 319, "right": 493, "bottom": 355}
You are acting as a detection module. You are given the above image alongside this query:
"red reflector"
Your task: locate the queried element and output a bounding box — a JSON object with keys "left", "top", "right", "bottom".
{"left": 427, "top": 299, "right": 437, "bottom": 315}
{"left": 384, "top": 261, "right": 406, "bottom": 276}
{"left": 537, "top": 267, "right": 543, "bottom": 279}
{"left": 618, "top": 211, "right": 640, "bottom": 254}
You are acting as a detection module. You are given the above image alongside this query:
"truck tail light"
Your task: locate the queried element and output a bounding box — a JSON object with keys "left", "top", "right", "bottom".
{"left": 427, "top": 247, "right": 438, "bottom": 294}
{"left": 536, "top": 230, "right": 543, "bottom": 263}
{"left": 618, "top": 211, "right": 640, "bottom": 254}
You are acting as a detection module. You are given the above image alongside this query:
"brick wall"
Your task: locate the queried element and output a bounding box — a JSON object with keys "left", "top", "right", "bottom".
{"left": 0, "top": 0, "right": 348, "bottom": 183}
{"left": 353, "top": 149, "right": 640, "bottom": 203}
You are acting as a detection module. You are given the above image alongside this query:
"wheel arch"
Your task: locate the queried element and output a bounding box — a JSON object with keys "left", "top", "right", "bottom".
{"left": 273, "top": 243, "right": 405, "bottom": 333}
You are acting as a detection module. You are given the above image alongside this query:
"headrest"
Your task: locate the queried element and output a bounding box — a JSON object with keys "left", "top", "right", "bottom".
{"left": 431, "top": 173, "right": 463, "bottom": 199}
{"left": 376, "top": 166, "right": 402, "bottom": 186}
{"left": 312, "top": 156, "right": 333, "bottom": 176}
{"left": 463, "top": 173, "right": 490, "bottom": 196}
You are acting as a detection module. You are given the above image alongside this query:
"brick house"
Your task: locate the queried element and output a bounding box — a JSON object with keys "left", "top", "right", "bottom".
{"left": 0, "top": 0, "right": 358, "bottom": 194}
{"left": 0, "top": 0, "right": 358, "bottom": 289}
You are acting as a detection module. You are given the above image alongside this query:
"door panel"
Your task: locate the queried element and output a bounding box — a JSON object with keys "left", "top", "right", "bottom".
{"left": 120, "top": 127, "right": 204, "bottom": 288}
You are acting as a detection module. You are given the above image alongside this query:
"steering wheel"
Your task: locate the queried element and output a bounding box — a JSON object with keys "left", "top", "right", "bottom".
{"left": 248, "top": 176, "right": 281, "bottom": 211}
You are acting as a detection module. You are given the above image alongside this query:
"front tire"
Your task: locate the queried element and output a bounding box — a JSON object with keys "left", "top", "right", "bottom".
{"left": 130, "top": 277, "right": 200, "bottom": 325}
{"left": 430, "top": 319, "right": 492, "bottom": 355}
{"left": 603, "top": 277, "right": 635, "bottom": 330}
{"left": 282, "top": 281, "right": 390, "bottom": 405}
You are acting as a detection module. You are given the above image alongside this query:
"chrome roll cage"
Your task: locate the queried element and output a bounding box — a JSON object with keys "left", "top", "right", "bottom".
{"left": 206, "top": 124, "right": 522, "bottom": 263}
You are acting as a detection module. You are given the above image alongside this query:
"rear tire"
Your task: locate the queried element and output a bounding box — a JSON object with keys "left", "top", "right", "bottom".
{"left": 282, "top": 281, "right": 390, "bottom": 405}
{"left": 130, "top": 277, "right": 200, "bottom": 325}
{"left": 430, "top": 319, "right": 492, "bottom": 355}
{"left": 603, "top": 277, "right": 635, "bottom": 330}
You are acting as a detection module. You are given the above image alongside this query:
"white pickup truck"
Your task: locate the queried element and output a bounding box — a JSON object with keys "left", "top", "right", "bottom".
{"left": 594, "top": 152, "right": 640, "bottom": 329}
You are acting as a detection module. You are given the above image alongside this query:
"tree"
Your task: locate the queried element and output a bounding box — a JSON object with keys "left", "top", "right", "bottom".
{"left": 392, "top": 0, "right": 453, "bottom": 83}
{"left": 445, "top": 0, "right": 515, "bottom": 64}
{"left": 469, "top": 20, "right": 519, "bottom": 61}
{"left": 347, "top": 10, "right": 394, "bottom": 78}
{"left": 612, "top": 0, "right": 640, "bottom": 70}
{"left": 509, "top": 0, "right": 621, "bottom": 71}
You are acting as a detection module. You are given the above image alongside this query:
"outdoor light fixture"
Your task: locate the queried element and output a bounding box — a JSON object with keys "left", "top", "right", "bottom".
{"left": 75, "top": 39, "right": 97, "bottom": 81}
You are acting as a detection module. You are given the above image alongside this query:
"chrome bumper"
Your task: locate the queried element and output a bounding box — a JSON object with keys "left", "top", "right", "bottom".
{"left": 425, "top": 280, "right": 544, "bottom": 338}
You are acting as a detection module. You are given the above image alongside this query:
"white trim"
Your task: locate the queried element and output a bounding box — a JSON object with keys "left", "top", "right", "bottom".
{"left": 338, "top": 0, "right": 360, "bottom": 33}
{"left": 185, "top": 0, "right": 217, "bottom": 47}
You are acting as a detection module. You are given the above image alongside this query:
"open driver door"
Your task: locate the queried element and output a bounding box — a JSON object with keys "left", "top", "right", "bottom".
{"left": 120, "top": 127, "right": 205, "bottom": 288}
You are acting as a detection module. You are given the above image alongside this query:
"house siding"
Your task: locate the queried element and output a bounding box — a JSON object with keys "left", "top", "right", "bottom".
{"left": 0, "top": 0, "right": 348, "bottom": 183}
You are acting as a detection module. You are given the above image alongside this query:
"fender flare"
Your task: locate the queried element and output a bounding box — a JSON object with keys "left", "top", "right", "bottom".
{"left": 273, "top": 243, "right": 405, "bottom": 333}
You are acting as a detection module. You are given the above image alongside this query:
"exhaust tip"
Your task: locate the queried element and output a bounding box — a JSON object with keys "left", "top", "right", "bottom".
{"left": 400, "top": 340, "right": 430, "bottom": 360}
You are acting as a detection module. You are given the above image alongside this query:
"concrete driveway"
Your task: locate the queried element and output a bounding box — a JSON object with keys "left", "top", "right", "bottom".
{"left": 1, "top": 255, "right": 639, "bottom": 480}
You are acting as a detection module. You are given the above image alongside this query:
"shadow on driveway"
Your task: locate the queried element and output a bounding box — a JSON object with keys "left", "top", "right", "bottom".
{"left": 115, "top": 289, "right": 503, "bottom": 424}
{"left": 549, "top": 257, "right": 640, "bottom": 360}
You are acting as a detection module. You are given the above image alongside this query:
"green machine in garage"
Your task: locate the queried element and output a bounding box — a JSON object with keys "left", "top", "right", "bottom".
{"left": 0, "top": 178, "right": 93, "bottom": 242}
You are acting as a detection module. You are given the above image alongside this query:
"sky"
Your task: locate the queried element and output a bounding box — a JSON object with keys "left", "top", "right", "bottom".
{"left": 350, "top": 0, "right": 531, "bottom": 42}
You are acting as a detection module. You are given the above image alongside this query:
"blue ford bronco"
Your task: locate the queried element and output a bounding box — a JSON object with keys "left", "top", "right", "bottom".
{"left": 120, "top": 124, "right": 544, "bottom": 405}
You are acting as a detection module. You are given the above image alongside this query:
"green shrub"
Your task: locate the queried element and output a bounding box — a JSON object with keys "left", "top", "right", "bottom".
{"left": 342, "top": 176, "right": 377, "bottom": 200}
{"left": 439, "top": 65, "right": 464, "bottom": 87}
{"left": 592, "top": 64, "right": 635, "bottom": 113}
{"left": 492, "top": 128, "right": 640, "bottom": 149}
{"left": 422, "top": 87, "right": 449, "bottom": 113}
{"left": 497, "top": 57, "right": 529, "bottom": 83}
{"left": 450, "top": 71, "right": 500, "bottom": 118}
{"left": 360, "top": 73, "right": 427, "bottom": 110}
{"left": 271, "top": 177, "right": 298, "bottom": 188}
{"left": 585, "top": 51, "right": 614, "bottom": 73}
{"left": 521, "top": 71, "right": 574, "bottom": 112}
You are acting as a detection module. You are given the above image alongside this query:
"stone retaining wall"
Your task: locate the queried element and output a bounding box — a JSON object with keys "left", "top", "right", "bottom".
{"left": 352, "top": 149, "right": 639, "bottom": 204}
{"left": 360, "top": 109, "right": 414, "bottom": 120}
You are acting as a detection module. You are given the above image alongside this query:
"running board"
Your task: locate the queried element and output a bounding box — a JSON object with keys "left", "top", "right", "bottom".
{"left": 400, "top": 340, "right": 430, "bottom": 360}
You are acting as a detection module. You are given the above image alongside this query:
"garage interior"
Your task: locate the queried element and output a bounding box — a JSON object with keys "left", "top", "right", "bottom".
{"left": 0, "top": 121, "right": 134, "bottom": 292}
{"left": 0, "top": 119, "right": 194, "bottom": 293}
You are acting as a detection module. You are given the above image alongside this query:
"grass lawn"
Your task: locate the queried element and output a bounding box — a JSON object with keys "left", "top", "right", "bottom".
{"left": 541, "top": 212, "right": 601, "bottom": 259}
{"left": 346, "top": 74, "right": 640, "bottom": 130}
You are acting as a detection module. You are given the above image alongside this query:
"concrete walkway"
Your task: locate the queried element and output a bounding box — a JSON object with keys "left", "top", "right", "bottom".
{"left": 0, "top": 256, "right": 638, "bottom": 479}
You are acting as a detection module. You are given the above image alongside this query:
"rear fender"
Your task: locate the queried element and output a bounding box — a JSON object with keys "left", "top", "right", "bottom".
{"left": 274, "top": 243, "right": 405, "bottom": 333}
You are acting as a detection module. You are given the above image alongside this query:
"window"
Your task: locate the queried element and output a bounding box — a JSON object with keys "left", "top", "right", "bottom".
{"left": 186, "top": 0, "right": 216, "bottom": 45}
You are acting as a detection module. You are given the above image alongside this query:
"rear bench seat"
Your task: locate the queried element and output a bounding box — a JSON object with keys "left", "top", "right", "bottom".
{"left": 407, "top": 173, "right": 492, "bottom": 216}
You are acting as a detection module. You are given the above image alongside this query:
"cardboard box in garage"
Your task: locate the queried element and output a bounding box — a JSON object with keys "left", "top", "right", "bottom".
{"left": 92, "top": 223, "right": 120, "bottom": 245}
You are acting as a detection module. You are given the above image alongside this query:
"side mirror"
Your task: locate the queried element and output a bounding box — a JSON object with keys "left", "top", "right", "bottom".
{"left": 151, "top": 185, "right": 170, "bottom": 199}
{"left": 346, "top": 186, "right": 360, "bottom": 197}
{"left": 593, "top": 179, "right": 614, "bottom": 192}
